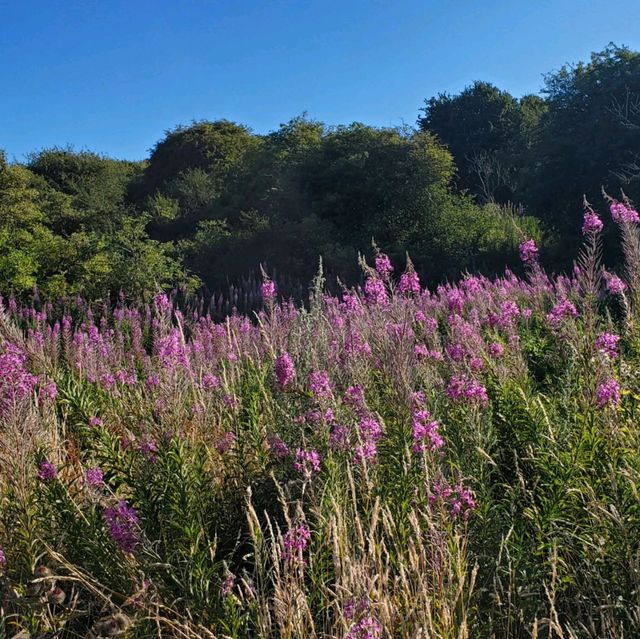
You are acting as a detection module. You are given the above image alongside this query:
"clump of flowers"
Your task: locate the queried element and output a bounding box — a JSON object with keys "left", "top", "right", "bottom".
{"left": 84, "top": 467, "right": 105, "bottom": 488}
{"left": 488, "top": 342, "right": 505, "bottom": 358}
{"left": 261, "top": 279, "right": 277, "bottom": 302}
{"left": 547, "top": 298, "right": 579, "bottom": 328}
{"left": 275, "top": 352, "right": 295, "bottom": 388}
{"left": 138, "top": 438, "right": 159, "bottom": 462}
{"left": 610, "top": 200, "right": 640, "bottom": 224}
{"left": 294, "top": 448, "right": 321, "bottom": 479}
{"left": 215, "top": 431, "right": 236, "bottom": 454}
{"left": 37, "top": 459, "right": 58, "bottom": 482}
{"left": 281, "top": 523, "right": 311, "bottom": 562}
{"left": 596, "top": 378, "right": 621, "bottom": 408}
{"left": 412, "top": 409, "right": 443, "bottom": 453}
{"left": 0, "top": 343, "right": 38, "bottom": 414}
{"left": 221, "top": 572, "right": 236, "bottom": 597}
{"left": 267, "top": 433, "right": 290, "bottom": 457}
{"left": 519, "top": 239, "right": 539, "bottom": 264}
{"left": 374, "top": 253, "right": 393, "bottom": 279}
{"left": 103, "top": 501, "right": 140, "bottom": 553}
{"left": 308, "top": 370, "right": 332, "bottom": 400}
{"left": 398, "top": 268, "right": 421, "bottom": 295}
{"left": 604, "top": 272, "right": 627, "bottom": 295}
{"left": 582, "top": 209, "right": 604, "bottom": 234}
{"left": 595, "top": 332, "right": 620, "bottom": 358}
{"left": 345, "top": 616, "right": 382, "bottom": 639}
{"left": 364, "top": 277, "right": 388, "bottom": 306}
{"left": 0, "top": 548, "right": 6, "bottom": 571}
{"left": 429, "top": 482, "right": 476, "bottom": 520}
{"left": 446, "top": 375, "right": 488, "bottom": 408}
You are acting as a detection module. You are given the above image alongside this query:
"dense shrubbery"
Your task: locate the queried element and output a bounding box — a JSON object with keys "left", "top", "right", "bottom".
{"left": 2, "top": 45, "right": 639, "bottom": 302}
{"left": 1, "top": 197, "right": 640, "bottom": 637}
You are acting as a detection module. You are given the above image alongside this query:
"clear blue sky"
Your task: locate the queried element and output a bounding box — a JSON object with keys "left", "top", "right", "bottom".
{"left": 2, "top": 0, "right": 639, "bottom": 161}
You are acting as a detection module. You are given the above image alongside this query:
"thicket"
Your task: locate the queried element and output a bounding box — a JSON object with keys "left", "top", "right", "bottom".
{"left": 2, "top": 45, "right": 639, "bottom": 304}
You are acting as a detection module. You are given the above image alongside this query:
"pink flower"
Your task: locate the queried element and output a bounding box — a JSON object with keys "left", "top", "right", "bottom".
{"left": 488, "top": 342, "right": 505, "bottom": 358}
{"left": 37, "top": 459, "right": 58, "bottom": 481}
{"left": 84, "top": 467, "right": 105, "bottom": 488}
{"left": 604, "top": 273, "right": 626, "bottom": 295}
{"left": 412, "top": 409, "right": 444, "bottom": 453}
{"left": 346, "top": 616, "right": 382, "bottom": 639}
{"left": 282, "top": 523, "right": 311, "bottom": 562}
{"left": 215, "top": 431, "right": 236, "bottom": 454}
{"left": 596, "top": 378, "right": 620, "bottom": 408}
{"left": 267, "top": 434, "right": 290, "bottom": 457}
{"left": 582, "top": 210, "right": 603, "bottom": 234}
{"left": 261, "top": 280, "right": 277, "bottom": 302}
{"left": 364, "top": 277, "right": 388, "bottom": 306}
{"left": 519, "top": 239, "right": 539, "bottom": 264}
{"left": 308, "top": 370, "right": 332, "bottom": 399}
{"left": 294, "top": 448, "right": 321, "bottom": 478}
{"left": 595, "top": 332, "right": 620, "bottom": 358}
{"left": 374, "top": 253, "right": 393, "bottom": 279}
{"left": 275, "top": 352, "right": 295, "bottom": 388}
{"left": 547, "top": 299, "right": 579, "bottom": 328}
{"left": 398, "top": 270, "right": 421, "bottom": 295}
{"left": 610, "top": 201, "right": 640, "bottom": 224}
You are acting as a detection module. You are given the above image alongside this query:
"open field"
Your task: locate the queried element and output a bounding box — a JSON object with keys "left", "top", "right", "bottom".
{"left": 0, "top": 202, "right": 639, "bottom": 637}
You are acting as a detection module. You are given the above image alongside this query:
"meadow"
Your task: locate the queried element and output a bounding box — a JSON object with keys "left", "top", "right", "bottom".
{"left": 0, "top": 198, "right": 639, "bottom": 638}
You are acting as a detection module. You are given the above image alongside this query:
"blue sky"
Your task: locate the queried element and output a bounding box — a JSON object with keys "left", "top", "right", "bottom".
{"left": 2, "top": 0, "right": 640, "bottom": 161}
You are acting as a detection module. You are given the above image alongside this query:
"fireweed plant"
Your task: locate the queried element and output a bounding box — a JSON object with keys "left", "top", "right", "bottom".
{"left": 0, "top": 199, "right": 640, "bottom": 638}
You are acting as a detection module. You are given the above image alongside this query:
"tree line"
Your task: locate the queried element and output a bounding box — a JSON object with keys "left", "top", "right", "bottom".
{"left": 1, "top": 44, "right": 638, "bottom": 302}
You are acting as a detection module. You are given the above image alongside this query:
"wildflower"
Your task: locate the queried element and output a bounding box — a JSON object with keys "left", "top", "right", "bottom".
{"left": 604, "top": 272, "right": 627, "bottom": 295}
{"left": 346, "top": 616, "right": 382, "bottom": 639}
{"left": 398, "top": 269, "right": 421, "bottom": 295}
{"left": 595, "top": 332, "right": 620, "bottom": 358}
{"left": 446, "top": 375, "right": 488, "bottom": 408}
{"left": 103, "top": 501, "right": 140, "bottom": 553}
{"left": 329, "top": 423, "right": 350, "bottom": 450}
{"left": 153, "top": 293, "right": 172, "bottom": 314}
{"left": 267, "top": 434, "right": 290, "bottom": 457}
{"left": 352, "top": 440, "right": 378, "bottom": 464}
{"left": 145, "top": 374, "right": 160, "bottom": 388}
{"left": 38, "top": 380, "right": 58, "bottom": 402}
{"left": 519, "top": 239, "right": 539, "bottom": 264}
{"left": 488, "top": 342, "right": 505, "bottom": 358}
{"left": 221, "top": 573, "right": 236, "bottom": 597}
{"left": 447, "top": 289, "right": 465, "bottom": 314}
{"left": 282, "top": 523, "right": 311, "bottom": 562}
{"left": 0, "top": 343, "right": 38, "bottom": 413}
{"left": 84, "top": 467, "right": 105, "bottom": 488}
{"left": 201, "top": 373, "right": 220, "bottom": 389}
{"left": 215, "top": 431, "right": 236, "bottom": 454}
{"left": 0, "top": 548, "right": 5, "bottom": 571}
{"left": 582, "top": 210, "right": 604, "bottom": 234}
{"left": 412, "top": 410, "right": 444, "bottom": 453}
{"left": 37, "top": 459, "right": 58, "bottom": 482}
{"left": 547, "top": 299, "right": 579, "bottom": 328}
{"left": 308, "top": 370, "right": 332, "bottom": 399}
{"left": 344, "top": 385, "right": 366, "bottom": 411}
{"left": 364, "top": 277, "right": 388, "bottom": 306}
{"left": 261, "top": 279, "right": 277, "bottom": 302}
{"left": 358, "top": 416, "right": 383, "bottom": 442}
{"left": 430, "top": 481, "right": 476, "bottom": 520}
{"left": 137, "top": 438, "right": 158, "bottom": 462}
{"left": 610, "top": 201, "right": 640, "bottom": 224}
{"left": 596, "top": 378, "right": 621, "bottom": 408}
{"left": 275, "top": 352, "right": 295, "bottom": 388}
{"left": 294, "top": 448, "right": 321, "bottom": 478}
{"left": 374, "top": 253, "right": 393, "bottom": 279}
